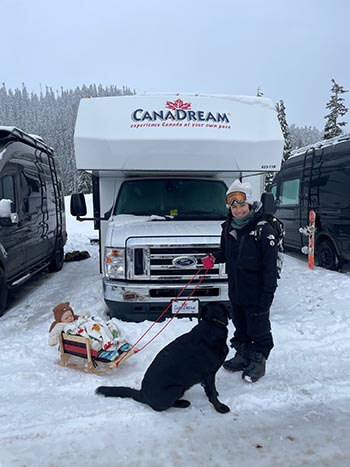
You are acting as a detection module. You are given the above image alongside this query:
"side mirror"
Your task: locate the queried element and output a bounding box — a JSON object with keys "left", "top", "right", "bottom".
{"left": 260, "top": 192, "right": 276, "bottom": 215}
{"left": 10, "top": 213, "right": 19, "bottom": 224}
{"left": 70, "top": 193, "right": 87, "bottom": 217}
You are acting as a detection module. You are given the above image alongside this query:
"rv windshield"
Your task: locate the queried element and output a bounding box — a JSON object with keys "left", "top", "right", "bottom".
{"left": 114, "top": 179, "right": 228, "bottom": 220}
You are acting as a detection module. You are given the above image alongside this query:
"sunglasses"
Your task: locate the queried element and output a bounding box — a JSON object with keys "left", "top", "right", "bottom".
{"left": 226, "top": 191, "right": 247, "bottom": 206}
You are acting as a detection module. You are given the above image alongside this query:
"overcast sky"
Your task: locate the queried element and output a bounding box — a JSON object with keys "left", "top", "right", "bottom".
{"left": 2, "top": 0, "right": 349, "bottom": 130}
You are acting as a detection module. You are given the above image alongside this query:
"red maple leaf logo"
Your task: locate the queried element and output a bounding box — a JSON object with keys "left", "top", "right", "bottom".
{"left": 165, "top": 99, "right": 191, "bottom": 110}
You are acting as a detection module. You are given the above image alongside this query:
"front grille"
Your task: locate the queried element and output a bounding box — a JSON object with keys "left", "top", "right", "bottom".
{"left": 150, "top": 246, "right": 213, "bottom": 255}
{"left": 134, "top": 248, "right": 144, "bottom": 275}
{"left": 149, "top": 246, "right": 220, "bottom": 280}
{"left": 127, "top": 241, "right": 226, "bottom": 281}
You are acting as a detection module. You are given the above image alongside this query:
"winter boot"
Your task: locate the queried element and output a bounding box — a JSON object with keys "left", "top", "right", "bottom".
{"left": 223, "top": 344, "right": 250, "bottom": 372}
{"left": 242, "top": 351, "right": 266, "bottom": 383}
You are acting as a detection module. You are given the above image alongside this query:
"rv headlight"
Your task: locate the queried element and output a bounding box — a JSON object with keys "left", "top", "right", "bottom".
{"left": 104, "top": 247, "right": 125, "bottom": 279}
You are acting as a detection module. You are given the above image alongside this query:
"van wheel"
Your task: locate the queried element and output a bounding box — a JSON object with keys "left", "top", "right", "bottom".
{"left": 0, "top": 269, "right": 8, "bottom": 317}
{"left": 48, "top": 239, "right": 64, "bottom": 272}
{"left": 317, "top": 240, "right": 340, "bottom": 271}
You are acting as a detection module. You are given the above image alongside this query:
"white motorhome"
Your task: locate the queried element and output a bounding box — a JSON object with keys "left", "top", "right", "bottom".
{"left": 72, "top": 93, "right": 283, "bottom": 321}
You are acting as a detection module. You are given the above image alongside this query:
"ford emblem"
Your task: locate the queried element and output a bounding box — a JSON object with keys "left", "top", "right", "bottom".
{"left": 172, "top": 255, "right": 197, "bottom": 268}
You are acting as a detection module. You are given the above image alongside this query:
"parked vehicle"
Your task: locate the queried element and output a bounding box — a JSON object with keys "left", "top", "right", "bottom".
{"left": 271, "top": 134, "right": 350, "bottom": 270}
{"left": 0, "top": 127, "right": 67, "bottom": 315}
{"left": 71, "top": 93, "right": 283, "bottom": 321}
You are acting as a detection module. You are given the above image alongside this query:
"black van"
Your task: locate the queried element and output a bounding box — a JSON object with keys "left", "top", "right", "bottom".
{"left": 0, "top": 127, "right": 67, "bottom": 315}
{"left": 271, "top": 134, "right": 350, "bottom": 271}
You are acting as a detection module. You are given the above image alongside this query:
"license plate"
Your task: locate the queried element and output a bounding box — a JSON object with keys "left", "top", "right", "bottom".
{"left": 172, "top": 299, "right": 198, "bottom": 314}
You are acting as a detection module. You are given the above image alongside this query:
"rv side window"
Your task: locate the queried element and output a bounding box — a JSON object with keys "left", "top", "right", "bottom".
{"left": 0, "top": 175, "right": 16, "bottom": 211}
{"left": 280, "top": 178, "right": 300, "bottom": 206}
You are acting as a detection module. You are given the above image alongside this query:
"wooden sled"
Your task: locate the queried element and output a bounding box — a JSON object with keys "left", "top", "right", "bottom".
{"left": 58, "top": 332, "right": 136, "bottom": 375}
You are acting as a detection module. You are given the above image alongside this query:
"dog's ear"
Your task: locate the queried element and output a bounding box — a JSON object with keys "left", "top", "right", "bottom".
{"left": 199, "top": 303, "right": 229, "bottom": 325}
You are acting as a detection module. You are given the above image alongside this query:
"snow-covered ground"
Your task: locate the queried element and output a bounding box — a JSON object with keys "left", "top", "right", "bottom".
{"left": 0, "top": 196, "right": 349, "bottom": 467}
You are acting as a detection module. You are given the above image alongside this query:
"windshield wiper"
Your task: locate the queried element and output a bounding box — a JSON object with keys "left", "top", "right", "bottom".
{"left": 150, "top": 215, "right": 174, "bottom": 221}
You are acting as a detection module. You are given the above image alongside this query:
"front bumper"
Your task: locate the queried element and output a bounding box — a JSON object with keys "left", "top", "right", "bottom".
{"left": 103, "top": 278, "right": 229, "bottom": 322}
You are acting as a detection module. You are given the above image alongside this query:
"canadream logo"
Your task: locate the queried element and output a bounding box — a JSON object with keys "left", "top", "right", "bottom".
{"left": 131, "top": 99, "right": 230, "bottom": 124}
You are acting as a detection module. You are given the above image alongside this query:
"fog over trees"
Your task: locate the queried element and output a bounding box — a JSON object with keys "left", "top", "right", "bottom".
{"left": 289, "top": 124, "right": 322, "bottom": 149}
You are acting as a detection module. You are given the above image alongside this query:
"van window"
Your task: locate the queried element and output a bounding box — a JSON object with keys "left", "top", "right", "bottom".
{"left": 21, "top": 170, "right": 42, "bottom": 215}
{"left": 280, "top": 178, "right": 300, "bottom": 206}
{"left": 317, "top": 169, "right": 350, "bottom": 208}
{"left": 0, "top": 175, "right": 16, "bottom": 211}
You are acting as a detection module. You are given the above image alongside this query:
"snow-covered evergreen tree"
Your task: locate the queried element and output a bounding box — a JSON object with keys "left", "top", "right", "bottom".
{"left": 276, "top": 100, "right": 293, "bottom": 161}
{"left": 323, "top": 78, "right": 348, "bottom": 140}
{"left": 77, "top": 170, "right": 92, "bottom": 194}
{"left": 264, "top": 99, "right": 293, "bottom": 190}
{"left": 256, "top": 87, "right": 264, "bottom": 97}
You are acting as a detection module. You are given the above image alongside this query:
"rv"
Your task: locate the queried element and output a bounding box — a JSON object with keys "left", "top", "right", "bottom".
{"left": 0, "top": 127, "right": 67, "bottom": 316}
{"left": 271, "top": 134, "right": 350, "bottom": 270}
{"left": 71, "top": 94, "right": 283, "bottom": 321}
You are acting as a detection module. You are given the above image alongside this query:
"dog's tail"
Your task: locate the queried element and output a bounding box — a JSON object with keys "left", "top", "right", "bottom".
{"left": 96, "top": 386, "right": 145, "bottom": 403}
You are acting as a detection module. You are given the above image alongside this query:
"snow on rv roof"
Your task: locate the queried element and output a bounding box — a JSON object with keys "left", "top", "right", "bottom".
{"left": 131, "top": 92, "right": 277, "bottom": 109}
{"left": 74, "top": 93, "right": 284, "bottom": 173}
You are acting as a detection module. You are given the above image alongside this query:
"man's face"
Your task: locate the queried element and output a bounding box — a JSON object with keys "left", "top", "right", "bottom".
{"left": 61, "top": 310, "right": 74, "bottom": 323}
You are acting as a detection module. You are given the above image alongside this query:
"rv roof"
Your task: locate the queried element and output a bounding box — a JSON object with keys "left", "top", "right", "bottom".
{"left": 74, "top": 93, "right": 284, "bottom": 174}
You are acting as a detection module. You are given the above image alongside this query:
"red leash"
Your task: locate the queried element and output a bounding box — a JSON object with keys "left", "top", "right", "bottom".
{"left": 116, "top": 267, "right": 210, "bottom": 366}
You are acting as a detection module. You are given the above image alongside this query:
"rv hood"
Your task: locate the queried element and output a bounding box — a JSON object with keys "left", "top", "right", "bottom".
{"left": 105, "top": 215, "right": 222, "bottom": 247}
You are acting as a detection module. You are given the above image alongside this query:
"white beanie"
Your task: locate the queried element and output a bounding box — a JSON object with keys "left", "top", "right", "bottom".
{"left": 226, "top": 179, "right": 254, "bottom": 207}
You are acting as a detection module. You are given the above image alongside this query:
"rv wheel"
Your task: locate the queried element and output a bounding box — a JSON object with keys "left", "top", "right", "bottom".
{"left": 0, "top": 269, "right": 8, "bottom": 317}
{"left": 317, "top": 240, "right": 340, "bottom": 271}
{"left": 48, "top": 239, "right": 64, "bottom": 272}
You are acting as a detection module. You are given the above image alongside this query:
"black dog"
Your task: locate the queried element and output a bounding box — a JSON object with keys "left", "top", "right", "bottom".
{"left": 96, "top": 303, "right": 230, "bottom": 413}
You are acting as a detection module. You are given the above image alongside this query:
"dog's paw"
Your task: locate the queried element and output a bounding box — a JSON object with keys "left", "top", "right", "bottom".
{"left": 173, "top": 399, "right": 191, "bottom": 408}
{"left": 214, "top": 403, "right": 230, "bottom": 414}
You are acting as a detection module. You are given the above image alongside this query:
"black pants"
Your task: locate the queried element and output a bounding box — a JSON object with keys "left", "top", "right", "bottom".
{"left": 229, "top": 303, "right": 274, "bottom": 359}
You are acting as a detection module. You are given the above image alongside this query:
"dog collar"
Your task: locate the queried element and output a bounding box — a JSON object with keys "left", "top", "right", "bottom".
{"left": 210, "top": 318, "right": 227, "bottom": 327}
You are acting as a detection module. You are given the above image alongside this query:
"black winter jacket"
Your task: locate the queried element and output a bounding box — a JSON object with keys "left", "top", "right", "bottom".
{"left": 213, "top": 210, "right": 279, "bottom": 310}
